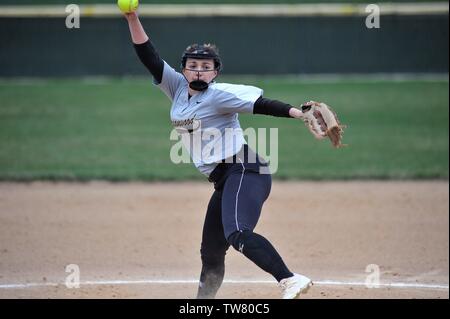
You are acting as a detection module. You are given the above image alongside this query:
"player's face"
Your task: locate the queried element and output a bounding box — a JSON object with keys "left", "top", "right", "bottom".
{"left": 183, "top": 58, "right": 218, "bottom": 83}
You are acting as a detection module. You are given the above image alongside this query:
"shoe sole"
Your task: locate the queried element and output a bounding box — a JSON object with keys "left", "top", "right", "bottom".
{"left": 293, "top": 281, "right": 313, "bottom": 299}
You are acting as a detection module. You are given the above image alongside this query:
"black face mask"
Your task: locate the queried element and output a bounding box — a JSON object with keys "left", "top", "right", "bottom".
{"left": 189, "top": 80, "right": 209, "bottom": 91}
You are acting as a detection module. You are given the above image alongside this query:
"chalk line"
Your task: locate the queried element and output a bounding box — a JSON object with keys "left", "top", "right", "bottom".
{"left": 0, "top": 279, "right": 447, "bottom": 290}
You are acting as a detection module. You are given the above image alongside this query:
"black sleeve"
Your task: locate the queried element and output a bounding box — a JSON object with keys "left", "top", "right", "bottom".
{"left": 253, "top": 96, "right": 293, "bottom": 118}
{"left": 133, "top": 40, "right": 164, "bottom": 84}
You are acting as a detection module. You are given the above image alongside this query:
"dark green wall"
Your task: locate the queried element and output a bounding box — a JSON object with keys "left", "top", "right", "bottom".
{"left": 0, "top": 15, "right": 448, "bottom": 76}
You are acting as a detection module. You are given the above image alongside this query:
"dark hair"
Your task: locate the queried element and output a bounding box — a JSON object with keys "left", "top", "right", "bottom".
{"left": 181, "top": 43, "right": 222, "bottom": 71}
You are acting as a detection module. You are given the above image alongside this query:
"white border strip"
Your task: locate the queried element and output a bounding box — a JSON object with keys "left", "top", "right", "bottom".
{"left": 0, "top": 3, "right": 448, "bottom": 18}
{"left": 0, "top": 279, "right": 448, "bottom": 290}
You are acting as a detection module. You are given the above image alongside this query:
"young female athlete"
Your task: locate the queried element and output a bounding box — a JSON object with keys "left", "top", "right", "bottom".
{"left": 124, "top": 11, "right": 315, "bottom": 299}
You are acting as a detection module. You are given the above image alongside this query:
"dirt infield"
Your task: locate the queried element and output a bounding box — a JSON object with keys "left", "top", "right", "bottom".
{"left": 0, "top": 181, "right": 448, "bottom": 299}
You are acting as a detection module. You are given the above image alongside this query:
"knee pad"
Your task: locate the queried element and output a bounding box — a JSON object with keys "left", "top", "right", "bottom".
{"left": 227, "top": 230, "right": 253, "bottom": 253}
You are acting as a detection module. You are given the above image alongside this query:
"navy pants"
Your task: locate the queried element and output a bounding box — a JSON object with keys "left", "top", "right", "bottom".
{"left": 197, "top": 145, "right": 293, "bottom": 299}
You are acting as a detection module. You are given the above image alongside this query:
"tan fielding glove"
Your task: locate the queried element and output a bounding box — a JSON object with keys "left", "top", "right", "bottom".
{"left": 300, "top": 101, "right": 346, "bottom": 148}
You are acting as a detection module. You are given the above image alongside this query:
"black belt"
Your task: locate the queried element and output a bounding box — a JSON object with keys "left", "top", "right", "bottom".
{"left": 208, "top": 144, "right": 268, "bottom": 188}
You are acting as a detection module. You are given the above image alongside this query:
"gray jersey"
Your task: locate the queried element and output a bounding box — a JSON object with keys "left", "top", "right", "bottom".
{"left": 156, "top": 61, "right": 263, "bottom": 176}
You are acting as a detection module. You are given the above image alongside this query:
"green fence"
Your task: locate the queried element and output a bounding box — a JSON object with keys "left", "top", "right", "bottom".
{"left": 0, "top": 14, "right": 448, "bottom": 76}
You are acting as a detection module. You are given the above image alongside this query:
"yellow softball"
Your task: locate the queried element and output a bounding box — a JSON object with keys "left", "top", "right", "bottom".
{"left": 117, "top": 0, "right": 139, "bottom": 13}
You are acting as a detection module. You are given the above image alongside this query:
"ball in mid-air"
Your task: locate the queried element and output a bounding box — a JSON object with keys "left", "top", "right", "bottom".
{"left": 117, "top": 0, "right": 139, "bottom": 13}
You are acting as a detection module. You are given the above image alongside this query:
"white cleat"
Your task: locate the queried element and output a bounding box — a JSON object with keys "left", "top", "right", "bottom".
{"left": 278, "top": 273, "right": 313, "bottom": 299}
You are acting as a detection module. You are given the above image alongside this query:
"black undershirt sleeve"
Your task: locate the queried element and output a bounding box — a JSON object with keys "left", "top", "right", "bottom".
{"left": 253, "top": 96, "right": 293, "bottom": 118}
{"left": 133, "top": 40, "right": 164, "bottom": 84}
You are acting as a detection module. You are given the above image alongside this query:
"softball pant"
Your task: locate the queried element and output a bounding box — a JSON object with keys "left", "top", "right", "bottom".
{"left": 197, "top": 145, "right": 293, "bottom": 299}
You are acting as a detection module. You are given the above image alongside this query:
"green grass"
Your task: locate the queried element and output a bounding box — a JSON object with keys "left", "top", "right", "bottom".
{"left": 0, "top": 0, "right": 440, "bottom": 5}
{"left": 0, "top": 76, "right": 448, "bottom": 181}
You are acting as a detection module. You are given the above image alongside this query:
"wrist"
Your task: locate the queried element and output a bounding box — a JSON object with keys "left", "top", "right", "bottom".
{"left": 289, "top": 107, "right": 303, "bottom": 119}
{"left": 125, "top": 12, "right": 138, "bottom": 21}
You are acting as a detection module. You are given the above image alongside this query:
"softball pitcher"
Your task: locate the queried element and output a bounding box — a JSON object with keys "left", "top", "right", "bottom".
{"left": 124, "top": 11, "right": 343, "bottom": 299}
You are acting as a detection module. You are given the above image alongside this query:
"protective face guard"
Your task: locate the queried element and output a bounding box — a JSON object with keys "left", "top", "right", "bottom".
{"left": 181, "top": 50, "right": 222, "bottom": 71}
{"left": 183, "top": 66, "right": 219, "bottom": 92}
{"left": 184, "top": 68, "right": 217, "bottom": 72}
{"left": 189, "top": 79, "right": 209, "bottom": 91}
{"left": 181, "top": 47, "right": 222, "bottom": 91}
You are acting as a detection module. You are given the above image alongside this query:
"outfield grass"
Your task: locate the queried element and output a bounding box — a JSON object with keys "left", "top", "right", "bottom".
{"left": 0, "top": 76, "right": 448, "bottom": 181}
